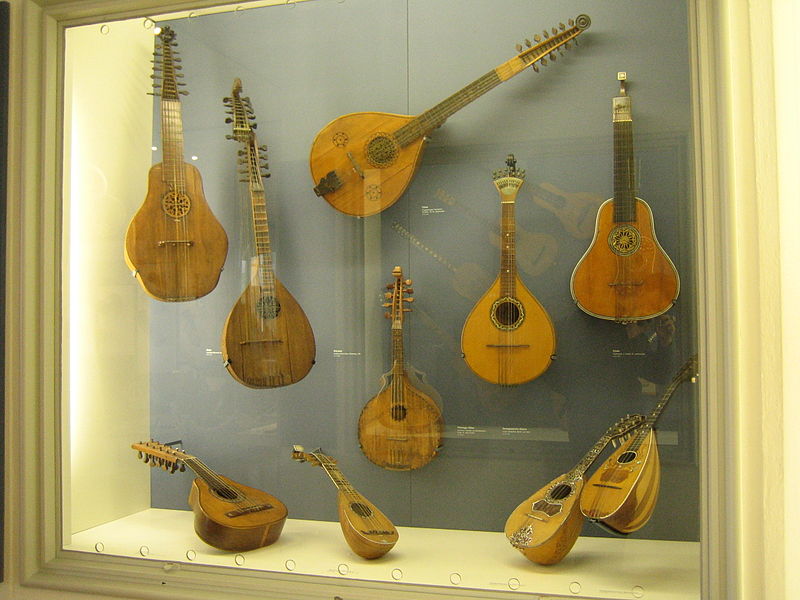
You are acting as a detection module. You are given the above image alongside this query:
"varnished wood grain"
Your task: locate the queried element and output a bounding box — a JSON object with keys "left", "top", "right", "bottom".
{"left": 336, "top": 491, "right": 398, "bottom": 559}
{"left": 570, "top": 198, "right": 679, "bottom": 321}
{"left": 124, "top": 163, "right": 228, "bottom": 301}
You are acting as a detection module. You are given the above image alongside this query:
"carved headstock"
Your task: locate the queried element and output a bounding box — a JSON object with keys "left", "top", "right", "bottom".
{"left": 150, "top": 26, "right": 187, "bottom": 100}
{"left": 492, "top": 154, "right": 526, "bottom": 196}
{"left": 381, "top": 265, "right": 414, "bottom": 327}
{"left": 131, "top": 440, "right": 190, "bottom": 473}
{"left": 605, "top": 413, "right": 646, "bottom": 448}
{"left": 514, "top": 15, "right": 591, "bottom": 73}
{"left": 291, "top": 445, "right": 337, "bottom": 468}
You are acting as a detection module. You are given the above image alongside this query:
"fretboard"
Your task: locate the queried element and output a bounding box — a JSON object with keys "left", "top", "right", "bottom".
{"left": 317, "top": 458, "right": 357, "bottom": 495}
{"left": 183, "top": 457, "right": 228, "bottom": 491}
{"left": 612, "top": 95, "right": 636, "bottom": 222}
{"left": 499, "top": 195, "right": 517, "bottom": 297}
{"left": 390, "top": 328, "right": 405, "bottom": 375}
{"left": 161, "top": 99, "right": 186, "bottom": 192}
{"left": 571, "top": 436, "right": 613, "bottom": 478}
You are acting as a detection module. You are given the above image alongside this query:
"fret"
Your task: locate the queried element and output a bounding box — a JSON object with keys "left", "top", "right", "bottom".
{"left": 391, "top": 329, "right": 405, "bottom": 374}
{"left": 612, "top": 99, "right": 636, "bottom": 223}
{"left": 500, "top": 200, "right": 517, "bottom": 297}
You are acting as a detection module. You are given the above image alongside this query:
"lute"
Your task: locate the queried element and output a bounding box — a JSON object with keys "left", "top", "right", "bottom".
{"left": 132, "top": 440, "right": 287, "bottom": 551}
{"left": 221, "top": 79, "right": 316, "bottom": 388}
{"left": 291, "top": 446, "right": 398, "bottom": 559}
{"left": 580, "top": 355, "right": 698, "bottom": 533}
{"left": 461, "top": 155, "right": 557, "bottom": 385}
{"left": 504, "top": 413, "right": 644, "bottom": 565}
{"left": 570, "top": 72, "right": 680, "bottom": 322}
{"left": 124, "top": 26, "right": 228, "bottom": 301}
{"left": 358, "top": 266, "right": 444, "bottom": 470}
{"left": 309, "top": 15, "right": 591, "bottom": 217}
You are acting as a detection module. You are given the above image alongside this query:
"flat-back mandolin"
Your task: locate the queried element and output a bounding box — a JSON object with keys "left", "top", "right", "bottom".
{"left": 504, "top": 413, "right": 644, "bottom": 565}
{"left": 291, "top": 446, "right": 398, "bottom": 559}
{"left": 580, "top": 355, "right": 698, "bottom": 533}
{"left": 570, "top": 72, "right": 680, "bottom": 322}
{"left": 309, "top": 15, "right": 591, "bottom": 217}
{"left": 124, "top": 26, "right": 228, "bottom": 301}
{"left": 358, "top": 266, "right": 444, "bottom": 470}
{"left": 132, "top": 440, "right": 287, "bottom": 552}
{"left": 221, "top": 79, "right": 316, "bottom": 388}
{"left": 461, "top": 155, "right": 557, "bottom": 385}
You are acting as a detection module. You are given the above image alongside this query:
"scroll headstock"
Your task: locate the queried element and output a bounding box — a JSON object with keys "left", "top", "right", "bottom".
{"left": 131, "top": 440, "right": 190, "bottom": 473}
{"left": 382, "top": 266, "right": 414, "bottom": 326}
{"left": 514, "top": 15, "right": 591, "bottom": 74}
{"left": 291, "top": 445, "right": 336, "bottom": 468}
{"left": 151, "top": 26, "right": 187, "bottom": 100}
{"left": 223, "top": 78, "right": 270, "bottom": 184}
{"left": 492, "top": 154, "right": 526, "bottom": 196}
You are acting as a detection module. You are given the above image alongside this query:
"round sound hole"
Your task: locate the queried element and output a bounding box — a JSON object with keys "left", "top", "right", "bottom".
{"left": 256, "top": 295, "right": 281, "bottom": 319}
{"left": 608, "top": 224, "right": 641, "bottom": 256}
{"left": 364, "top": 133, "right": 399, "bottom": 168}
{"left": 211, "top": 486, "right": 240, "bottom": 501}
{"left": 161, "top": 190, "right": 191, "bottom": 218}
{"left": 548, "top": 483, "right": 573, "bottom": 501}
{"left": 350, "top": 502, "right": 373, "bottom": 518}
{"left": 617, "top": 451, "right": 637, "bottom": 464}
{"left": 390, "top": 404, "right": 407, "bottom": 421}
{"left": 490, "top": 297, "right": 525, "bottom": 331}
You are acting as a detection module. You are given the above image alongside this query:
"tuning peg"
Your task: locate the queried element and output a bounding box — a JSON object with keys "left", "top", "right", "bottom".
{"left": 559, "top": 22, "right": 566, "bottom": 30}
{"left": 225, "top": 117, "right": 233, "bottom": 123}
{"left": 143, "top": 454, "right": 150, "bottom": 463}
{"left": 179, "top": 464, "right": 186, "bottom": 472}
{"left": 568, "top": 18, "right": 575, "bottom": 26}
{"left": 525, "top": 38, "right": 532, "bottom": 47}
{"left": 259, "top": 145, "right": 267, "bottom": 151}
{"left": 223, "top": 97, "right": 232, "bottom": 103}
{"left": 611, "top": 438, "right": 619, "bottom": 448}
{"left": 534, "top": 34, "right": 541, "bottom": 43}
{"left": 137, "top": 451, "right": 143, "bottom": 459}
{"left": 381, "top": 302, "right": 391, "bottom": 308}
{"left": 384, "top": 312, "right": 391, "bottom": 319}
{"left": 170, "top": 463, "right": 178, "bottom": 473}
{"left": 515, "top": 43, "right": 523, "bottom": 52}
{"left": 403, "top": 297, "right": 414, "bottom": 302}
{"left": 549, "top": 52, "right": 556, "bottom": 61}
{"left": 179, "top": 90, "right": 189, "bottom": 95}
{"left": 384, "top": 292, "right": 392, "bottom": 299}
{"left": 251, "top": 123, "right": 258, "bottom": 129}
{"left": 543, "top": 30, "right": 549, "bottom": 38}
{"left": 532, "top": 64, "right": 540, "bottom": 73}
{"left": 173, "top": 57, "right": 182, "bottom": 62}
{"left": 386, "top": 283, "right": 394, "bottom": 290}
{"left": 403, "top": 308, "right": 412, "bottom": 312}
{"left": 551, "top": 27, "right": 558, "bottom": 35}
{"left": 540, "top": 57, "right": 547, "bottom": 66}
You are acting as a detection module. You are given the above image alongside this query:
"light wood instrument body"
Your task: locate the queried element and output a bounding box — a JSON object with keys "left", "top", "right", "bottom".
{"left": 309, "top": 16, "right": 591, "bottom": 217}
{"left": 133, "top": 440, "right": 287, "bottom": 552}
{"left": 461, "top": 155, "right": 556, "bottom": 385}
{"left": 570, "top": 197, "right": 679, "bottom": 321}
{"left": 292, "top": 446, "right": 398, "bottom": 559}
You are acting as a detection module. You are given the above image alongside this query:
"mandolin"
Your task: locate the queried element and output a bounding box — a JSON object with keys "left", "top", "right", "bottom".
{"left": 504, "top": 413, "right": 645, "bottom": 565}
{"left": 291, "top": 446, "right": 398, "bottom": 559}
{"left": 580, "top": 355, "right": 698, "bottom": 534}
{"left": 358, "top": 266, "right": 444, "bottom": 471}
{"left": 309, "top": 15, "right": 591, "bottom": 217}
{"left": 461, "top": 155, "right": 557, "bottom": 385}
{"left": 132, "top": 440, "right": 287, "bottom": 552}
{"left": 124, "top": 26, "right": 228, "bottom": 301}
{"left": 220, "top": 79, "right": 316, "bottom": 388}
{"left": 570, "top": 72, "right": 680, "bottom": 322}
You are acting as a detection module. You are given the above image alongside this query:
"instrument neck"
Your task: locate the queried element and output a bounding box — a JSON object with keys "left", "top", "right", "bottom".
{"left": 628, "top": 374, "right": 684, "bottom": 451}
{"left": 500, "top": 195, "right": 517, "bottom": 296}
{"left": 571, "top": 435, "right": 613, "bottom": 478}
{"left": 183, "top": 456, "right": 236, "bottom": 495}
{"left": 318, "top": 458, "right": 358, "bottom": 496}
{"left": 390, "top": 324, "right": 405, "bottom": 375}
{"left": 612, "top": 94, "right": 636, "bottom": 223}
{"left": 161, "top": 98, "right": 185, "bottom": 191}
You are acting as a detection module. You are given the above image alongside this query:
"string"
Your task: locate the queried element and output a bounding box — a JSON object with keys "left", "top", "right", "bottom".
{"left": 183, "top": 456, "right": 262, "bottom": 513}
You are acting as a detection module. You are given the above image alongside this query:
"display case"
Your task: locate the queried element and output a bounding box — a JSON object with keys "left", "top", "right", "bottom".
{"left": 18, "top": 0, "right": 794, "bottom": 598}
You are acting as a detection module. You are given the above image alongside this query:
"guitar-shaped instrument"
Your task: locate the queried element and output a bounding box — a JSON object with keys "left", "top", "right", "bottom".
{"left": 132, "top": 440, "right": 287, "bottom": 552}
{"left": 461, "top": 155, "right": 557, "bottom": 385}
{"left": 580, "top": 355, "right": 698, "bottom": 533}
{"left": 504, "top": 413, "right": 645, "bottom": 565}
{"left": 221, "top": 79, "right": 316, "bottom": 388}
{"left": 358, "top": 266, "right": 444, "bottom": 470}
{"left": 309, "top": 15, "right": 591, "bottom": 217}
{"left": 124, "top": 26, "right": 228, "bottom": 301}
{"left": 291, "top": 446, "right": 398, "bottom": 559}
{"left": 570, "top": 72, "right": 680, "bottom": 322}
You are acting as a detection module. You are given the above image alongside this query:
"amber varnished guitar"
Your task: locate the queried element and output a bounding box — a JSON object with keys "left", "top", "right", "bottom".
{"left": 291, "top": 446, "right": 398, "bottom": 559}
{"left": 580, "top": 355, "right": 698, "bottom": 533}
{"left": 504, "top": 413, "right": 644, "bottom": 565}
{"left": 461, "top": 155, "right": 557, "bottom": 385}
{"left": 221, "top": 79, "right": 316, "bottom": 388}
{"left": 570, "top": 73, "right": 680, "bottom": 322}
{"left": 124, "top": 26, "right": 228, "bottom": 301}
{"left": 358, "top": 266, "right": 444, "bottom": 470}
{"left": 132, "top": 440, "right": 287, "bottom": 552}
{"left": 309, "top": 15, "right": 591, "bottom": 217}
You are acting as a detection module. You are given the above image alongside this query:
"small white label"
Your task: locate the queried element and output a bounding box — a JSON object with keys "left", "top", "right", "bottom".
{"left": 421, "top": 205, "right": 446, "bottom": 215}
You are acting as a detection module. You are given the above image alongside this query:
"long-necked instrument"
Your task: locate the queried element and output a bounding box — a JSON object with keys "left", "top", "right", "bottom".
{"left": 461, "top": 155, "right": 557, "bottom": 385}
{"left": 132, "top": 440, "right": 287, "bottom": 552}
{"left": 504, "top": 413, "right": 644, "bottom": 565}
{"left": 580, "top": 355, "right": 698, "bottom": 533}
{"left": 358, "top": 266, "right": 444, "bottom": 470}
{"left": 124, "top": 26, "right": 228, "bottom": 301}
{"left": 309, "top": 15, "right": 591, "bottom": 217}
{"left": 291, "top": 446, "right": 398, "bottom": 559}
{"left": 570, "top": 72, "right": 680, "bottom": 322}
{"left": 221, "top": 79, "right": 316, "bottom": 388}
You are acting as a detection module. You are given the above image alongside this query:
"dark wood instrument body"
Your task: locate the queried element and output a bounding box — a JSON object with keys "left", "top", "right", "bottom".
{"left": 504, "top": 474, "right": 585, "bottom": 565}
{"left": 309, "top": 112, "right": 424, "bottom": 217}
{"left": 124, "top": 162, "right": 228, "bottom": 301}
{"left": 358, "top": 370, "right": 443, "bottom": 471}
{"left": 188, "top": 475, "right": 288, "bottom": 552}
{"left": 461, "top": 275, "right": 556, "bottom": 385}
{"left": 570, "top": 197, "right": 679, "bottom": 322}
{"left": 580, "top": 429, "right": 661, "bottom": 534}
{"left": 336, "top": 491, "right": 398, "bottom": 559}
{"left": 221, "top": 276, "right": 316, "bottom": 389}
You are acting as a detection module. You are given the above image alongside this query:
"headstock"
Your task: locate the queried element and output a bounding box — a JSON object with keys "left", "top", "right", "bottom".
{"left": 605, "top": 413, "right": 646, "bottom": 448}
{"left": 382, "top": 265, "right": 414, "bottom": 326}
{"left": 291, "top": 445, "right": 336, "bottom": 468}
{"left": 514, "top": 15, "right": 591, "bottom": 74}
{"left": 131, "top": 440, "right": 191, "bottom": 473}
{"left": 150, "top": 26, "right": 187, "bottom": 100}
{"left": 492, "top": 154, "right": 526, "bottom": 196}
{"left": 223, "top": 78, "right": 270, "bottom": 185}
{"left": 677, "top": 354, "right": 699, "bottom": 385}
